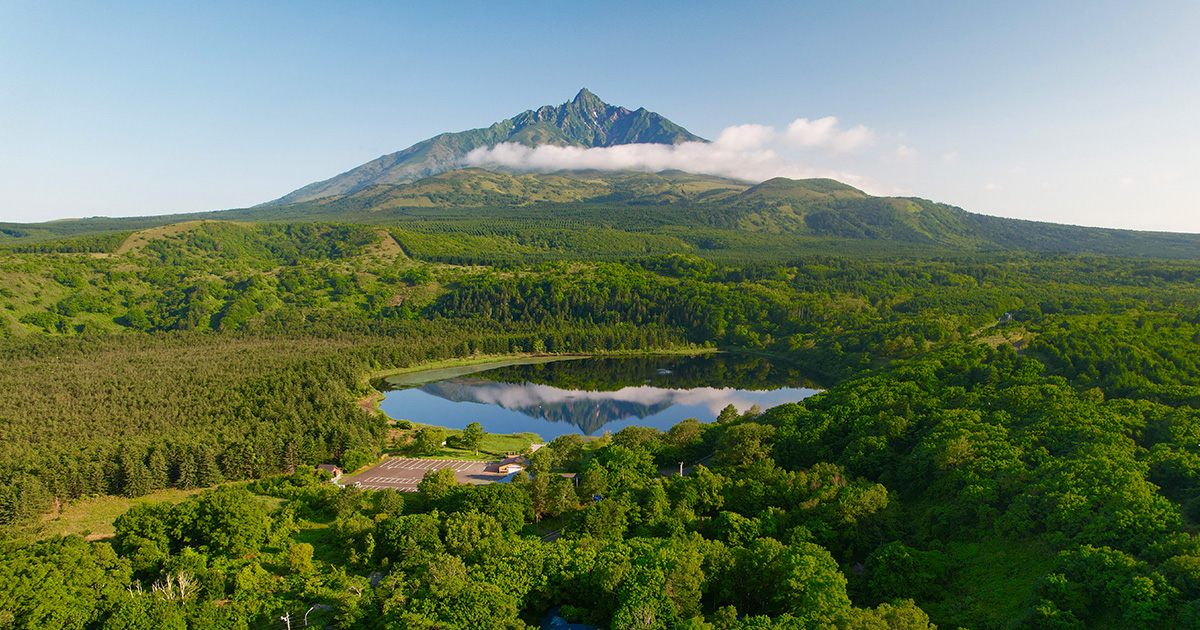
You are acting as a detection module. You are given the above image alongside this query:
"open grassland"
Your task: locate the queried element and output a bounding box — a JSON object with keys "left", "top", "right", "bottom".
{"left": 19, "top": 487, "right": 206, "bottom": 541}
{"left": 385, "top": 425, "right": 543, "bottom": 461}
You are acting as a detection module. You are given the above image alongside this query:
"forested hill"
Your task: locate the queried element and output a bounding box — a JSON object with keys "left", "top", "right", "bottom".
{"left": 273, "top": 170, "right": 1200, "bottom": 258}
{"left": 266, "top": 88, "right": 704, "bottom": 205}
{"left": 5, "top": 168, "right": 1200, "bottom": 260}
{"left": 4, "top": 223, "right": 1200, "bottom": 627}
{"left": 5, "top": 206, "right": 1200, "bottom": 627}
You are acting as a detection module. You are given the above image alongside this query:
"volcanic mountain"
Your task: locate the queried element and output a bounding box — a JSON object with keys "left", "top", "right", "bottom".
{"left": 268, "top": 89, "right": 703, "bottom": 205}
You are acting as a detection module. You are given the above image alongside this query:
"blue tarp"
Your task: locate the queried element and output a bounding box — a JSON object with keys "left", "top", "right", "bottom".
{"left": 540, "top": 607, "right": 600, "bottom": 630}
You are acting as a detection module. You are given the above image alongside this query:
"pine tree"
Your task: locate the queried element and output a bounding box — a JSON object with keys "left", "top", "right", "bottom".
{"left": 282, "top": 441, "right": 299, "bottom": 474}
{"left": 175, "top": 448, "right": 199, "bottom": 491}
{"left": 119, "top": 449, "right": 151, "bottom": 498}
{"left": 147, "top": 448, "right": 169, "bottom": 491}
{"left": 196, "top": 445, "right": 223, "bottom": 487}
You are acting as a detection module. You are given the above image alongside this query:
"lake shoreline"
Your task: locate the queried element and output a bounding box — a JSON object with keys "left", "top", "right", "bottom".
{"left": 356, "top": 347, "right": 718, "bottom": 416}
{"left": 365, "top": 351, "right": 822, "bottom": 439}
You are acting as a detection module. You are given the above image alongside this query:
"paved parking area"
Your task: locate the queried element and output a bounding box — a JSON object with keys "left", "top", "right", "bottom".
{"left": 345, "top": 457, "right": 499, "bottom": 492}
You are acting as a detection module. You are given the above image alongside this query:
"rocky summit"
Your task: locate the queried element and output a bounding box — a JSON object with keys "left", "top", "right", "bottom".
{"left": 268, "top": 89, "right": 703, "bottom": 205}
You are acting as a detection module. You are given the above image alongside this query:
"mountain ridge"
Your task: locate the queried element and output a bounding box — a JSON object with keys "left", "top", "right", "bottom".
{"left": 267, "top": 89, "right": 704, "bottom": 206}
{"left": 8, "top": 168, "right": 1199, "bottom": 262}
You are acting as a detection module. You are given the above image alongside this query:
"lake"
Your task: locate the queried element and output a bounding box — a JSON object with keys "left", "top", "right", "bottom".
{"left": 375, "top": 353, "right": 821, "bottom": 439}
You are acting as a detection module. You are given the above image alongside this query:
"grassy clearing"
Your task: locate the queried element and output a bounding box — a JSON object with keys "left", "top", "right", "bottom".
{"left": 973, "top": 324, "right": 1032, "bottom": 351}
{"left": 468, "top": 431, "right": 544, "bottom": 456}
{"left": 18, "top": 485, "right": 290, "bottom": 542}
{"left": 384, "top": 427, "right": 543, "bottom": 461}
{"left": 20, "top": 487, "right": 207, "bottom": 541}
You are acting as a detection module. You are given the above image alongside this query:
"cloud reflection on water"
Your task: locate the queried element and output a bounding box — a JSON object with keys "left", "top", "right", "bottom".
{"left": 380, "top": 355, "right": 822, "bottom": 437}
{"left": 439, "top": 380, "right": 791, "bottom": 417}
{"left": 411, "top": 377, "right": 820, "bottom": 434}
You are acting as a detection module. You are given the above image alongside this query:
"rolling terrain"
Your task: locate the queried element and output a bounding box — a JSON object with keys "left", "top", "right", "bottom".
{"left": 3, "top": 201, "right": 1200, "bottom": 628}
{"left": 5, "top": 87, "right": 1197, "bottom": 262}
{"left": 5, "top": 168, "right": 1200, "bottom": 261}
{"left": 3, "top": 89, "right": 1200, "bottom": 630}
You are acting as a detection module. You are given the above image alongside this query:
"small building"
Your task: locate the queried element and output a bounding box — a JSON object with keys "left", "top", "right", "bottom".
{"left": 316, "top": 464, "right": 343, "bottom": 480}
{"left": 498, "top": 456, "right": 526, "bottom": 475}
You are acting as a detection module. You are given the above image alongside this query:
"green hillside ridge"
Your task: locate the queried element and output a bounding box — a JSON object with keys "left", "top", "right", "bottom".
{"left": 268, "top": 88, "right": 704, "bottom": 205}
{"left": 5, "top": 168, "right": 1200, "bottom": 261}
{"left": 301, "top": 169, "right": 749, "bottom": 210}
{"left": 243, "top": 169, "right": 1200, "bottom": 259}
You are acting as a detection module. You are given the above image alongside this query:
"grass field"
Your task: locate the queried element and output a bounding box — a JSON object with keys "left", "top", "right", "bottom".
{"left": 17, "top": 485, "right": 290, "bottom": 542}
{"left": 458, "top": 430, "right": 544, "bottom": 457}
{"left": 385, "top": 427, "right": 544, "bottom": 461}
{"left": 19, "top": 487, "right": 207, "bottom": 541}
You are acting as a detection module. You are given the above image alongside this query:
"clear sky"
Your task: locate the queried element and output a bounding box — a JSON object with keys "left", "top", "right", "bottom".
{"left": 2, "top": 1, "right": 1198, "bottom": 232}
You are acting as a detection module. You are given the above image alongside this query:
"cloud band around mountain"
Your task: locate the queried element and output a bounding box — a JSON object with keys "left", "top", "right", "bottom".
{"left": 462, "top": 116, "right": 881, "bottom": 190}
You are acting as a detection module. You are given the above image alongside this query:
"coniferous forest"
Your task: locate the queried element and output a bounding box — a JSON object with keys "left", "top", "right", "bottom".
{"left": 2, "top": 217, "right": 1200, "bottom": 629}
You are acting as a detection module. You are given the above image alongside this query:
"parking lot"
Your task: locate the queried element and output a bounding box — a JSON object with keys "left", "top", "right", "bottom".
{"left": 345, "top": 457, "right": 500, "bottom": 492}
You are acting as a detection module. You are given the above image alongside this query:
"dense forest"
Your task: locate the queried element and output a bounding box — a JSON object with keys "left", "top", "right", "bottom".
{"left": 2, "top": 217, "right": 1200, "bottom": 628}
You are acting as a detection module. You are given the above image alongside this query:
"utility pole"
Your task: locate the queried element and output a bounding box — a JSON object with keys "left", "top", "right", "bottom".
{"left": 679, "top": 461, "right": 684, "bottom": 476}
{"left": 280, "top": 612, "right": 291, "bottom": 630}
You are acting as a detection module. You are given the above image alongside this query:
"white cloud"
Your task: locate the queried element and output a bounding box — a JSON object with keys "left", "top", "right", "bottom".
{"left": 714, "top": 124, "right": 775, "bottom": 151}
{"left": 984, "top": 182, "right": 1003, "bottom": 192}
{"left": 785, "top": 116, "right": 876, "bottom": 151}
{"left": 442, "top": 381, "right": 816, "bottom": 417}
{"left": 1120, "top": 177, "right": 1136, "bottom": 187}
{"left": 461, "top": 115, "right": 915, "bottom": 195}
{"left": 1151, "top": 171, "right": 1178, "bottom": 184}
{"left": 463, "top": 139, "right": 877, "bottom": 191}
{"left": 887, "top": 145, "right": 919, "bottom": 163}
{"left": 941, "top": 151, "right": 959, "bottom": 164}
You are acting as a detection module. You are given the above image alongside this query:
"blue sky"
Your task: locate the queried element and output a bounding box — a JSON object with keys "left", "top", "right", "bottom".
{"left": 2, "top": 1, "right": 1198, "bottom": 231}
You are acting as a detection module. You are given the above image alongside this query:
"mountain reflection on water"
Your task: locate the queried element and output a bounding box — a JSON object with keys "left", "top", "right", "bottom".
{"left": 377, "top": 354, "right": 821, "bottom": 438}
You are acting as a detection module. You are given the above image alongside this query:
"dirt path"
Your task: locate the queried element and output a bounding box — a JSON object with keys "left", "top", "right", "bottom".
{"left": 357, "top": 392, "right": 384, "bottom": 415}
{"left": 366, "top": 229, "right": 407, "bottom": 259}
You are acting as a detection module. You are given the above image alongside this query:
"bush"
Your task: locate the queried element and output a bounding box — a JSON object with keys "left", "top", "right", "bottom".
{"left": 341, "top": 448, "right": 375, "bottom": 474}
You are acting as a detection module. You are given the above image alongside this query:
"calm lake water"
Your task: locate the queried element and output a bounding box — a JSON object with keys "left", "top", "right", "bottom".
{"left": 375, "top": 354, "right": 821, "bottom": 439}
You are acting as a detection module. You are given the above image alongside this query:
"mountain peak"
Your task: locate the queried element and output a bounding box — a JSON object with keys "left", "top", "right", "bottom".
{"left": 571, "top": 88, "right": 607, "bottom": 113}
{"left": 573, "top": 87, "right": 599, "bottom": 104}
{"left": 267, "top": 90, "right": 705, "bottom": 205}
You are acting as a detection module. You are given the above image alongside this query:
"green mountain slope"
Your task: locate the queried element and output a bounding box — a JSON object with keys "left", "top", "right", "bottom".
{"left": 260, "top": 169, "right": 1200, "bottom": 259}
{"left": 268, "top": 89, "right": 704, "bottom": 205}
{"left": 5, "top": 169, "right": 1200, "bottom": 260}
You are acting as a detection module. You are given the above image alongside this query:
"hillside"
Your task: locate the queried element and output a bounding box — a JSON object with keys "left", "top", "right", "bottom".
{"left": 5, "top": 208, "right": 1200, "bottom": 628}
{"left": 267, "top": 88, "right": 704, "bottom": 205}
{"left": 241, "top": 170, "right": 1200, "bottom": 259}
{"left": 5, "top": 169, "right": 1200, "bottom": 261}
